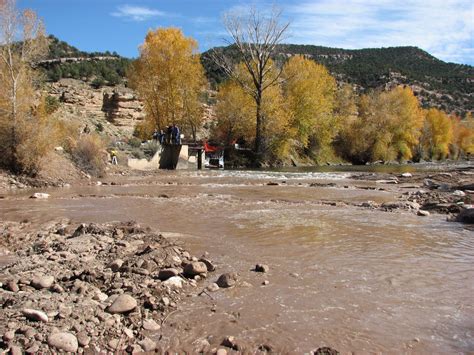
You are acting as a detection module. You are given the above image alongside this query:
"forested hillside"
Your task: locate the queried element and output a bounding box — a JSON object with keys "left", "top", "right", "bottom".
{"left": 202, "top": 45, "right": 473, "bottom": 115}
{"left": 40, "top": 35, "right": 131, "bottom": 87}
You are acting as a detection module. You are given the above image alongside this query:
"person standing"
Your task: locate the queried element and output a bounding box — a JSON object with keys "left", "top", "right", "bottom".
{"left": 111, "top": 149, "right": 118, "bottom": 165}
{"left": 171, "top": 124, "right": 180, "bottom": 144}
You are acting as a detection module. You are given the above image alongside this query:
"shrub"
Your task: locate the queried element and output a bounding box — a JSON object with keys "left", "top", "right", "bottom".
{"left": 71, "top": 134, "right": 106, "bottom": 177}
{"left": 128, "top": 137, "right": 142, "bottom": 148}
{"left": 91, "top": 77, "right": 105, "bottom": 89}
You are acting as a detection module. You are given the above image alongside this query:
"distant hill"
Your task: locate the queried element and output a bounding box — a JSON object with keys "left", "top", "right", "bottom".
{"left": 41, "top": 35, "right": 131, "bottom": 87}
{"left": 42, "top": 37, "right": 473, "bottom": 115}
{"left": 201, "top": 45, "right": 474, "bottom": 116}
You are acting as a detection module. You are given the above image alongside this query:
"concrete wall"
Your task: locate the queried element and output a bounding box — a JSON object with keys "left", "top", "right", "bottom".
{"left": 128, "top": 144, "right": 202, "bottom": 170}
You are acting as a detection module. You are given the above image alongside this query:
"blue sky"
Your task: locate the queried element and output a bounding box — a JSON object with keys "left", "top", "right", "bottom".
{"left": 18, "top": 0, "right": 473, "bottom": 65}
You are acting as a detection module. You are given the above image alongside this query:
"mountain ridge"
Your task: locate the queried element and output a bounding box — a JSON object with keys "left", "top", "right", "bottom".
{"left": 43, "top": 36, "right": 473, "bottom": 116}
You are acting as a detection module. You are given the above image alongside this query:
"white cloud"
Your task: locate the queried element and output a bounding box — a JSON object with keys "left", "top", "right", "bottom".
{"left": 285, "top": 0, "right": 473, "bottom": 64}
{"left": 111, "top": 5, "right": 165, "bottom": 22}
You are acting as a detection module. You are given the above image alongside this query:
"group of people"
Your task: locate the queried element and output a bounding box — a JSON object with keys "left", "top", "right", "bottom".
{"left": 152, "top": 124, "right": 181, "bottom": 145}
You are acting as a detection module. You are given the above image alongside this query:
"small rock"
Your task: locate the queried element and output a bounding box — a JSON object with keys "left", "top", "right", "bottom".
{"left": 157, "top": 268, "right": 179, "bottom": 281}
{"left": 162, "top": 276, "right": 183, "bottom": 289}
{"left": 417, "top": 210, "right": 430, "bottom": 216}
{"left": 216, "top": 349, "right": 228, "bottom": 355}
{"left": 30, "top": 192, "right": 50, "bottom": 199}
{"left": 255, "top": 264, "right": 270, "bottom": 273}
{"left": 216, "top": 273, "right": 238, "bottom": 288}
{"left": 456, "top": 208, "right": 474, "bottom": 224}
{"left": 48, "top": 332, "right": 78, "bottom": 353}
{"left": 30, "top": 275, "right": 55, "bottom": 290}
{"left": 313, "top": 347, "right": 340, "bottom": 355}
{"left": 199, "top": 258, "right": 216, "bottom": 272}
{"left": 109, "top": 339, "right": 123, "bottom": 350}
{"left": 5, "top": 280, "right": 19, "bottom": 292}
{"left": 161, "top": 297, "right": 170, "bottom": 306}
{"left": 206, "top": 283, "right": 220, "bottom": 292}
{"left": 221, "top": 336, "right": 239, "bottom": 350}
{"left": 453, "top": 190, "right": 466, "bottom": 197}
{"left": 184, "top": 261, "right": 208, "bottom": 277}
{"left": 3, "top": 330, "right": 15, "bottom": 341}
{"left": 76, "top": 331, "right": 90, "bottom": 347}
{"left": 106, "top": 294, "right": 137, "bottom": 314}
{"left": 108, "top": 259, "right": 123, "bottom": 272}
{"left": 138, "top": 337, "right": 157, "bottom": 352}
{"left": 401, "top": 172, "right": 413, "bottom": 178}
{"left": 262, "top": 280, "right": 270, "bottom": 286}
{"left": 142, "top": 319, "right": 161, "bottom": 331}
{"left": 9, "top": 345, "right": 22, "bottom": 355}
{"left": 25, "top": 343, "right": 40, "bottom": 354}
{"left": 22, "top": 309, "right": 48, "bottom": 323}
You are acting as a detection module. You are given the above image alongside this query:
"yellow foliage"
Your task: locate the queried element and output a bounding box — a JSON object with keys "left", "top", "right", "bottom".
{"left": 214, "top": 80, "right": 255, "bottom": 145}
{"left": 341, "top": 86, "right": 423, "bottom": 163}
{"left": 451, "top": 113, "right": 474, "bottom": 158}
{"left": 420, "top": 108, "right": 453, "bottom": 160}
{"left": 282, "top": 55, "right": 337, "bottom": 155}
{"left": 128, "top": 27, "right": 206, "bottom": 141}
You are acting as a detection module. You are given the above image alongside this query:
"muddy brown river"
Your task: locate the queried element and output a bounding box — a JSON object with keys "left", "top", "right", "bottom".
{"left": 1, "top": 170, "right": 473, "bottom": 353}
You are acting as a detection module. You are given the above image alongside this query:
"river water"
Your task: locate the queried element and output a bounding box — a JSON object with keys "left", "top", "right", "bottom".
{"left": 1, "top": 170, "right": 473, "bottom": 353}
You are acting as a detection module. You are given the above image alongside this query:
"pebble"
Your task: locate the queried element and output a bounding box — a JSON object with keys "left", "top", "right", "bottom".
{"left": 199, "top": 258, "right": 216, "bottom": 271}
{"left": 106, "top": 294, "right": 137, "bottom": 314}
{"left": 453, "top": 190, "right": 466, "bottom": 197}
{"left": 401, "top": 172, "right": 413, "bottom": 178}
{"left": 206, "top": 283, "right": 220, "bottom": 292}
{"left": 255, "top": 264, "right": 270, "bottom": 273}
{"left": 216, "top": 273, "right": 238, "bottom": 288}
{"left": 22, "top": 309, "right": 49, "bottom": 323}
{"left": 142, "top": 319, "right": 161, "bottom": 331}
{"left": 157, "top": 268, "right": 179, "bottom": 280}
{"left": 138, "top": 337, "right": 157, "bottom": 352}
{"left": 262, "top": 280, "right": 270, "bottom": 285}
{"left": 417, "top": 210, "right": 430, "bottom": 216}
{"left": 77, "top": 331, "right": 90, "bottom": 347}
{"left": 162, "top": 276, "right": 183, "bottom": 289}
{"left": 3, "top": 330, "right": 15, "bottom": 341}
{"left": 25, "top": 343, "right": 40, "bottom": 354}
{"left": 47, "top": 332, "right": 78, "bottom": 352}
{"left": 5, "top": 280, "right": 19, "bottom": 292}
{"left": 30, "top": 275, "right": 55, "bottom": 289}
{"left": 216, "top": 349, "right": 228, "bottom": 355}
{"left": 184, "top": 261, "right": 207, "bottom": 277}
{"left": 30, "top": 192, "right": 50, "bottom": 199}
{"left": 10, "top": 345, "right": 22, "bottom": 355}
{"left": 109, "top": 259, "right": 124, "bottom": 272}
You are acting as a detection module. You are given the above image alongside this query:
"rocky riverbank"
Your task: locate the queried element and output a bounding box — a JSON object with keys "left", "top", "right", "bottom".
{"left": 0, "top": 220, "right": 223, "bottom": 353}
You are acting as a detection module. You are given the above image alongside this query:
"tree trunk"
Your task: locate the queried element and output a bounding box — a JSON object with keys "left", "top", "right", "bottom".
{"left": 254, "top": 89, "right": 263, "bottom": 162}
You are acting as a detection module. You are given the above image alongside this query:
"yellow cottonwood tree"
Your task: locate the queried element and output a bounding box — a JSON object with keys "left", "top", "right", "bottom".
{"left": 341, "top": 86, "right": 423, "bottom": 163}
{"left": 420, "top": 108, "right": 453, "bottom": 160}
{"left": 283, "top": 55, "right": 338, "bottom": 159}
{"left": 282, "top": 55, "right": 337, "bottom": 160}
{"left": 128, "top": 28, "right": 206, "bottom": 141}
{"left": 0, "top": 0, "right": 49, "bottom": 174}
{"left": 214, "top": 80, "right": 255, "bottom": 146}
{"left": 450, "top": 113, "right": 474, "bottom": 159}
